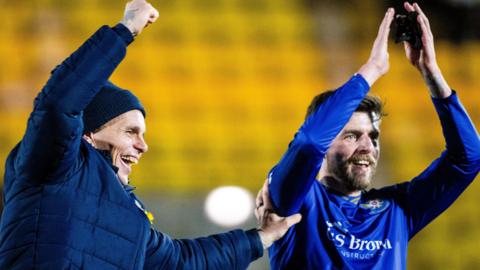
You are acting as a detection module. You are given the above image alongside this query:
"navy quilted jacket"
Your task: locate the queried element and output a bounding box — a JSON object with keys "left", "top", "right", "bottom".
{"left": 0, "top": 24, "right": 263, "bottom": 269}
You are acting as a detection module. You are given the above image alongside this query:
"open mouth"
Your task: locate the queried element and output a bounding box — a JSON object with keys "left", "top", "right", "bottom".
{"left": 120, "top": 155, "right": 139, "bottom": 168}
{"left": 350, "top": 158, "right": 375, "bottom": 174}
{"left": 351, "top": 160, "right": 371, "bottom": 167}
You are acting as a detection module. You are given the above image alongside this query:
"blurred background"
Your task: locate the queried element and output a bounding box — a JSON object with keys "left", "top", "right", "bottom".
{"left": 0, "top": 0, "right": 479, "bottom": 269}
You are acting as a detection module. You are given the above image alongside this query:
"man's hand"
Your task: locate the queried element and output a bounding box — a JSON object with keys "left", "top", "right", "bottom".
{"left": 358, "top": 8, "right": 395, "bottom": 86}
{"left": 255, "top": 179, "right": 302, "bottom": 249}
{"left": 402, "top": 2, "right": 451, "bottom": 98}
{"left": 121, "top": 0, "right": 159, "bottom": 37}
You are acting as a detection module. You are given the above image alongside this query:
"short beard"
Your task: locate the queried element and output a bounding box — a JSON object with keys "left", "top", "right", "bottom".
{"left": 331, "top": 154, "right": 376, "bottom": 192}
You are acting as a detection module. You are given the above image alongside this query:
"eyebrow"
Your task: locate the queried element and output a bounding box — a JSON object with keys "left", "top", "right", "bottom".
{"left": 343, "top": 129, "right": 380, "bottom": 139}
{"left": 125, "top": 125, "right": 146, "bottom": 134}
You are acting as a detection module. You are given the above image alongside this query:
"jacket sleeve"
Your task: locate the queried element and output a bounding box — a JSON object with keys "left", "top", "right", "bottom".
{"left": 391, "top": 92, "right": 480, "bottom": 238}
{"left": 14, "top": 24, "right": 133, "bottom": 183}
{"left": 143, "top": 228, "right": 263, "bottom": 270}
{"left": 268, "top": 74, "right": 370, "bottom": 216}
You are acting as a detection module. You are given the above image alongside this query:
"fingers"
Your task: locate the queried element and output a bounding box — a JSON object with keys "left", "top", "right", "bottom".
{"left": 383, "top": 8, "right": 395, "bottom": 28}
{"left": 255, "top": 178, "right": 272, "bottom": 220}
{"left": 148, "top": 4, "right": 160, "bottom": 23}
{"left": 261, "top": 178, "right": 273, "bottom": 209}
{"left": 413, "top": 3, "right": 429, "bottom": 28}
{"left": 254, "top": 188, "right": 263, "bottom": 221}
{"left": 262, "top": 177, "right": 269, "bottom": 192}
{"left": 403, "top": 2, "right": 431, "bottom": 33}
{"left": 254, "top": 204, "right": 263, "bottom": 223}
{"left": 256, "top": 211, "right": 301, "bottom": 249}
{"left": 403, "top": 2, "right": 432, "bottom": 39}
{"left": 255, "top": 187, "right": 263, "bottom": 208}
{"left": 403, "top": 2, "right": 414, "bottom": 12}
{"left": 377, "top": 8, "right": 395, "bottom": 43}
{"left": 359, "top": 7, "right": 394, "bottom": 84}
{"left": 413, "top": 3, "right": 432, "bottom": 38}
{"left": 263, "top": 211, "right": 301, "bottom": 230}
{"left": 284, "top": 213, "right": 302, "bottom": 227}
{"left": 122, "top": 0, "right": 158, "bottom": 36}
{"left": 255, "top": 179, "right": 268, "bottom": 208}
{"left": 413, "top": 3, "right": 428, "bottom": 24}
{"left": 417, "top": 14, "right": 432, "bottom": 45}
{"left": 403, "top": 41, "right": 413, "bottom": 63}
{"left": 411, "top": 3, "right": 434, "bottom": 53}
{"left": 371, "top": 8, "right": 394, "bottom": 55}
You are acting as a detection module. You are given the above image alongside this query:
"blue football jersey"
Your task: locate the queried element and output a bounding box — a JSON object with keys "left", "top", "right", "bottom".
{"left": 268, "top": 75, "right": 480, "bottom": 269}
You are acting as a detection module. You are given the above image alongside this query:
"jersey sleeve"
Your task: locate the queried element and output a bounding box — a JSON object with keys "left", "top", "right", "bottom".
{"left": 144, "top": 228, "right": 263, "bottom": 270}
{"left": 391, "top": 92, "right": 480, "bottom": 238}
{"left": 269, "top": 74, "right": 370, "bottom": 216}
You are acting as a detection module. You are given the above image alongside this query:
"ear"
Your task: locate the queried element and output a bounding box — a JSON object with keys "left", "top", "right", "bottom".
{"left": 83, "top": 132, "right": 95, "bottom": 146}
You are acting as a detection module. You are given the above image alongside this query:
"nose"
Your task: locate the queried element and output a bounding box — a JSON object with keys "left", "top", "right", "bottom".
{"left": 357, "top": 134, "right": 374, "bottom": 154}
{"left": 135, "top": 135, "right": 149, "bottom": 153}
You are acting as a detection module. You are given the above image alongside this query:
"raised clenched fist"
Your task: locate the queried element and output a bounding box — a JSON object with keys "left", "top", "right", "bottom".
{"left": 121, "top": 0, "right": 159, "bottom": 37}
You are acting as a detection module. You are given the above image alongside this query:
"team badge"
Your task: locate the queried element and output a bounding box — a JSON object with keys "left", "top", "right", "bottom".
{"left": 360, "top": 199, "right": 389, "bottom": 214}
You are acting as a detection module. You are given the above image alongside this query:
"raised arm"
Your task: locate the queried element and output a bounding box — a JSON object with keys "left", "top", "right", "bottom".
{"left": 402, "top": 2, "right": 451, "bottom": 98}
{"left": 268, "top": 8, "right": 394, "bottom": 216}
{"left": 13, "top": 0, "right": 158, "bottom": 183}
{"left": 391, "top": 2, "right": 480, "bottom": 237}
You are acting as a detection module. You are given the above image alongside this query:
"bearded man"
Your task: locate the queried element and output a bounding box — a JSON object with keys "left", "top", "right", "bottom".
{"left": 256, "top": 2, "right": 480, "bottom": 269}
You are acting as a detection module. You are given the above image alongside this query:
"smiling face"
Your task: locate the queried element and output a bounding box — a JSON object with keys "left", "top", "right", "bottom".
{"left": 83, "top": 110, "right": 148, "bottom": 185}
{"left": 321, "top": 112, "right": 381, "bottom": 195}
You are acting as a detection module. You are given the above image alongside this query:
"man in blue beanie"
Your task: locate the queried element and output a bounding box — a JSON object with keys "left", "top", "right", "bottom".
{"left": 82, "top": 81, "right": 148, "bottom": 186}
{"left": 0, "top": 0, "right": 301, "bottom": 269}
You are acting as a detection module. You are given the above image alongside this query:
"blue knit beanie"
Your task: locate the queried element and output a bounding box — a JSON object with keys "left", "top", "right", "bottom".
{"left": 83, "top": 81, "right": 146, "bottom": 133}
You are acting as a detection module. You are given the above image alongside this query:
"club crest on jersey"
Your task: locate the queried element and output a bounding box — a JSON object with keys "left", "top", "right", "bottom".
{"left": 359, "top": 199, "right": 389, "bottom": 213}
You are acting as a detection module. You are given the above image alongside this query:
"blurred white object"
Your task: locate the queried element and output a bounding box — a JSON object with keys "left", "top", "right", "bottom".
{"left": 205, "top": 186, "right": 254, "bottom": 227}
